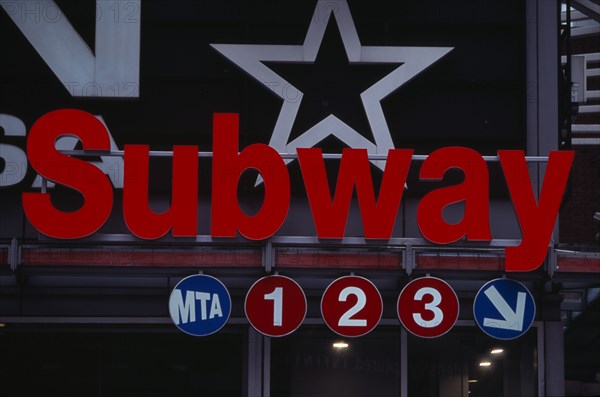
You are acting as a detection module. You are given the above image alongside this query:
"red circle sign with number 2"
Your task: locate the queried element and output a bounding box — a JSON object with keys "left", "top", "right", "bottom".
{"left": 321, "top": 276, "right": 383, "bottom": 337}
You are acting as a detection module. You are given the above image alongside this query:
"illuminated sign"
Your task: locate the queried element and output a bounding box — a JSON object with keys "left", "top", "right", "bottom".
{"left": 21, "top": 109, "right": 573, "bottom": 272}
{"left": 397, "top": 277, "right": 459, "bottom": 338}
{"left": 169, "top": 274, "right": 232, "bottom": 337}
{"left": 473, "top": 278, "right": 536, "bottom": 340}
{"left": 245, "top": 275, "right": 307, "bottom": 337}
{"left": 1, "top": 0, "right": 565, "bottom": 274}
{"left": 321, "top": 275, "right": 383, "bottom": 337}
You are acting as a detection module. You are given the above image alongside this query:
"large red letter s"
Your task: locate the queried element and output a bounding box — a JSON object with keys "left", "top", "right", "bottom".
{"left": 22, "top": 109, "right": 113, "bottom": 238}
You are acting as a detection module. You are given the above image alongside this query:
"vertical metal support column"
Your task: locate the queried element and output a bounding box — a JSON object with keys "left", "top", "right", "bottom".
{"left": 547, "top": 245, "right": 558, "bottom": 278}
{"left": 526, "top": 0, "right": 539, "bottom": 158}
{"left": 9, "top": 238, "right": 21, "bottom": 271}
{"left": 536, "top": 0, "right": 560, "bottom": 156}
{"left": 527, "top": 0, "right": 562, "bottom": 270}
{"left": 537, "top": 2, "right": 564, "bottom": 391}
{"left": 544, "top": 321, "right": 565, "bottom": 396}
{"left": 537, "top": 323, "right": 546, "bottom": 397}
{"left": 527, "top": 0, "right": 560, "bottom": 189}
{"left": 263, "top": 336, "right": 271, "bottom": 397}
{"left": 402, "top": 244, "right": 415, "bottom": 276}
{"left": 541, "top": 0, "right": 561, "bottom": 244}
{"left": 561, "top": 0, "right": 573, "bottom": 151}
{"left": 247, "top": 326, "right": 270, "bottom": 397}
{"left": 247, "top": 327, "right": 264, "bottom": 397}
{"left": 400, "top": 327, "right": 408, "bottom": 397}
{"left": 262, "top": 242, "right": 273, "bottom": 273}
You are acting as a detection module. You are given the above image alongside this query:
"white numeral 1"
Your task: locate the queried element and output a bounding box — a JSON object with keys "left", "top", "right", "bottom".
{"left": 264, "top": 287, "right": 283, "bottom": 326}
{"left": 412, "top": 287, "right": 443, "bottom": 328}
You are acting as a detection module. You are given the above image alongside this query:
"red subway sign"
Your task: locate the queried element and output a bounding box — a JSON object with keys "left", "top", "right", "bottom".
{"left": 22, "top": 109, "right": 574, "bottom": 272}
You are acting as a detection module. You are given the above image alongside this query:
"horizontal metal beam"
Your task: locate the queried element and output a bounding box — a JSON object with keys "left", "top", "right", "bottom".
{"left": 571, "top": 0, "right": 600, "bottom": 22}
{"left": 32, "top": 233, "right": 523, "bottom": 248}
{"left": 58, "top": 149, "right": 550, "bottom": 162}
{"left": 571, "top": 24, "right": 600, "bottom": 37}
{"left": 0, "top": 316, "right": 427, "bottom": 326}
{"left": 572, "top": 138, "right": 600, "bottom": 145}
{"left": 557, "top": 249, "right": 600, "bottom": 259}
{"left": 572, "top": 124, "right": 600, "bottom": 133}
{"left": 562, "top": 9, "right": 592, "bottom": 21}
{"left": 0, "top": 316, "right": 246, "bottom": 325}
{"left": 561, "top": 53, "right": 600, "bottom": 63}
{"left": 580, "top": 105, "right": 600, "bottom": 113}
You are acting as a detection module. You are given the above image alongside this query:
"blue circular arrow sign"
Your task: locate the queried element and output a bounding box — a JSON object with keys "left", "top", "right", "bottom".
{"left": 473, "top": 278, "right": 535, "bottom": 340}
{"left": 169, "top": 274, "right": 232, "bottom": 336}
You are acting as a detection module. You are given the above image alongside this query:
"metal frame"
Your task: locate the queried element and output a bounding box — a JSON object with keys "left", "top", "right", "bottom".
{"left": 0, "top": 316, "right": 248, "bottom": 324}
{"left": 0, "top": 316, "right": 548, "bottom": 397}
{"left": 9, "top": 235, "right": 523, "bottom": 277}
{"left": 8, "top": 238, "right": 20, "bottom": 271}
{"left": 29, "top": 233, "right": 526, "bottom": 247}
{"left": 537, "top": 321, "right": 546, "bottom": 397}
{"left": 56, "top": 149, "right": 551, "bottom": 163}
{"left": 247, "top": 327, "right": 264, "bottom": 397}
{"left": 400, "top": 327, "right": 408, "bottom": 397}
{"left": 251, "top": 319, "right": 546, "bottom": 397}
{"left": 1, "top": 1, "right": 561, "bottom": 396}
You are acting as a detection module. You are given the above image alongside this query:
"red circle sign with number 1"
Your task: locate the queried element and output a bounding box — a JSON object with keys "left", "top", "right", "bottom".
{"left": 397, "top": 277, "right": 459, "bottom": 338}
{"left": 245, "top": 275, "right": 307, "bottom": 337}
{"left": 321, "top": 276, "right": 383, "bottom": 337}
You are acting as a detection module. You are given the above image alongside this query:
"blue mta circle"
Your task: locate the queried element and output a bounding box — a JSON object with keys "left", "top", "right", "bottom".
{"left": 169, "top": 274, "right": 232, "bottom": 337}
{"left": 473, "top": 278, "right": 536, "bottom": 340}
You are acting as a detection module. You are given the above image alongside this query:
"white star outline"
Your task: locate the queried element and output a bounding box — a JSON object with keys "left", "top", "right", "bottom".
{"left": 211, "top": 0, "right": 453, "bottom": 171}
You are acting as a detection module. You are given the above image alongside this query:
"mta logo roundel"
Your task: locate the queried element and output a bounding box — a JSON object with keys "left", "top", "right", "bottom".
{"left": 169, "top": 274, "right": 232, "bottom": 337}
{"left": 473, "top": 278, "right": 536, "bottom": 340}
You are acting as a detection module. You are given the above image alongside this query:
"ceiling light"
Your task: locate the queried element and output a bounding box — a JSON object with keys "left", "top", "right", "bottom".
{"left": 491, "top": 348, "right": 504, "bottom": 354}
{"left": 479, "top": 361, "right": 492, "bottom": 367}
{"left": 333, "top": 342, "right": 349, "bottom": 349}
{"left": 468, "top": 379, "right": 478, "bottom": 383}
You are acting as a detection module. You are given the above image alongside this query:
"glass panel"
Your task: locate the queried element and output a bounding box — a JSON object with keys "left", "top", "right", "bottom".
{"left": 408, "top": 326, "right": 538, "bottom": 397}
{"left": 270, "top": 326, "right": 401, "bottom": 397}
{"left": 0, "top": 329, "right": 244, "bottom": 397}
{"left": 101, "top": 332, "right": 243, "bottom": 396}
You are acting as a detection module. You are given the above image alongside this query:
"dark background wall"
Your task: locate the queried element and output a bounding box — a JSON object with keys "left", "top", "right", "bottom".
{"left": 560, "top": 146, "right": 600, "bottom": 245}
{"left": 1, "top": 0, "right": 527, "bottom": 240}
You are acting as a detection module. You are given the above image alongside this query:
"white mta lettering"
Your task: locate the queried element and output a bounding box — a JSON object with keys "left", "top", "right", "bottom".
{"left": 195, "top": 292, "right": 211, "bottom": 320}
{"left": 210, "top": 294, "right": 223, "bottom": 319}
{"left": 169, "top": 290, "right": 196, "bottom": 325}
{"left": 169, "top": 289, "right": 224, "bottom": 325}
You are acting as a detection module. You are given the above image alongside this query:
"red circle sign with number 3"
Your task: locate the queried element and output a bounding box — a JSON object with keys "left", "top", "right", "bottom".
{"left": 397, "top": 277, "right": 459, "bottom": 338}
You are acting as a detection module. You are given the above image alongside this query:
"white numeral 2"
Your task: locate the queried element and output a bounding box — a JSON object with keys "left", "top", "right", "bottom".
{"left": 338, "top": 287, "right": 367, "bottom": 327}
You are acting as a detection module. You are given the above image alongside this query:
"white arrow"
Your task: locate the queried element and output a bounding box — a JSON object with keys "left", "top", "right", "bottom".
{"left": 482, "top": 286, "right": 526, "bottom": 331}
